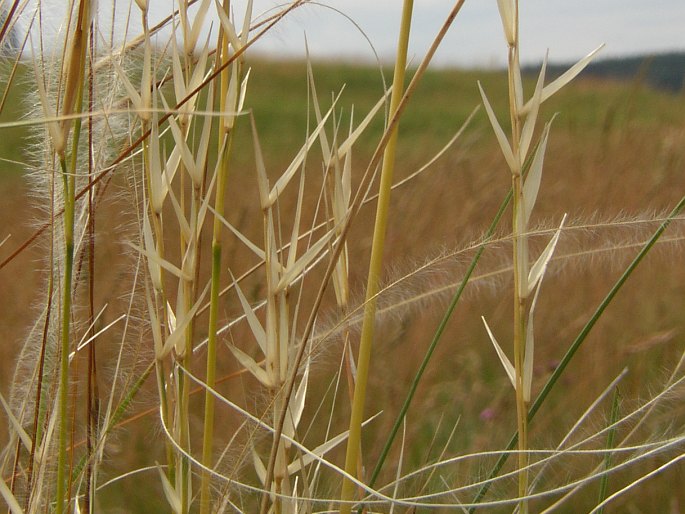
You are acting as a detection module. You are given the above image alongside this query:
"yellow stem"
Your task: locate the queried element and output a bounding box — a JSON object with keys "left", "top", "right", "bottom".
{"left": 508, "top": 2, "right": 529, "bottom": 512}
{"left": 339, "top": 2, "right": 414, "bottom": 512}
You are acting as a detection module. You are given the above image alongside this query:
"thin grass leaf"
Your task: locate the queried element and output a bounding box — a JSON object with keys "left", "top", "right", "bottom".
{"left": 528, "top": 213, "right": 566, "bottom": 295}
{"left": 141, "top": 210, "right": 162, "bottom": 290}
{"left": 287, "top": 170, "right": 306, "bottom": 271}
{"left": 214, "top": 0, "right": 243, "bottom": 51}
{"left": 478, "top": 82, "right": 517, "bottom": 172}
{"left": 167, "top": 301, "right": 177, "bottom": 335}
{"left": 276, "top": 226, "right": 336, "bottom": 293}
{"left": 171, "top": 28, "right": 186, "bottom": 105}
{"left": 250, "top": 115, "right": 270, "bottom": 208}
{"left": 230, "top": 271, "right": 267, "bottom": 354}
{"left": 240, "top": 0, "right": 253, "bottom": 47}
{"left": 145, "top": 285, "right": 163, "bottom": 358}
{"left": 193, "top": 82, "right": 215, "bottom": 184}
{"left": 161, "top": 145, "right": 182, "bottom": 201}
{"left": 523, "top": 44, "right": 604, "bottom": 113}
{"left": 277, "top": 290, "right": 289, "bottom": 379}
{"left": 336, "top": 89, "right": 390, "bottom": 161}
{"left": 496, "top": 0, "right": 515, "bottom": 45}
{"left": 188, "top": 38, "right": 211, "bottom": 95}
{"left": 284, "top": 357, "right": 310, "bottom": 443}
{"left": 157, "top": 465, "right": 182, "bottom": 514}
{"left": 159, "top": 283, "right": 209, "bottom": 359}
{"left": 522, "top": 120, "right": 553, "bottom": 225}
{"left": 128, "top": 242, "right": 190, "bottom": 282}
{"left": 252, "top": 445, "right": 267, "bottom": 485}
{"left": 223, "top": 63, "right": 240, "bottom": 130}
{"left": 306, "top": 46, "right": 332, "bottom": 163}
{"left": 160, "top": 93, "right": 199, "bottom": 183}
{"left": 149, "top": 99, "right": 166, "bottom": 214}
{"left": 210, "top": 206, "right": 265, "bottom": 260}
{"left": 523, "top": 278, "right": 542, "bottom": 403}
{"left": 0, "top": 391, "right": 32, "bottom": 452}
{"left": 341, "top": 113, "right": 353, "bottom": 207}
{"left": 197, "top": 145, "right": 222, "bottom": 231}
{"left": 286, "top": 412, "right": 381, "bottom": 476}
{"left": 267, "top": 94, "right": 340, "bottom": 206}
{"left": 188, "top": 0, "right": 212, "bottom": 53}
{"left": 0, "top": 476, "right": 22, "bottom": 514}
{"left": 291, "top": 357, "right": 310, "bottom": 433}
{"left": 238, "top": 68, "right": 251, "bottom": 113}
{"left": 172, "top": 286, "right": 186, "bottom": 355}
{"left": 163, "top": 166, "right": 191, "bottom": 240}
{"left": 482, "top": 316, "right": 515, "bottom": 389}
{"left": 513, "top": 60, "right": 524, "bottom": 112}
{"left": 519, "top": 54, "right": 547, "bottom": 161}
{"left": 228, "top": 344, "right": 271, "bottom": 387}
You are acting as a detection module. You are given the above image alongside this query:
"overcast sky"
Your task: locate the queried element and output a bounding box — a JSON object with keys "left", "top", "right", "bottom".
{"left": 243, "top": 0, "right": 685, "bottom": 66}
{"left": 19, "top": 1, "right": 685, "bottom": 67}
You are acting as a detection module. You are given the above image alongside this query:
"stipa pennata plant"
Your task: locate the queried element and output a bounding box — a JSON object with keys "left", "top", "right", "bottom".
{"left": 1, "top": 1, "right": 685, "bottom": 513}
{"left": 477, "top": 1, "right": 602, "bottom": 511}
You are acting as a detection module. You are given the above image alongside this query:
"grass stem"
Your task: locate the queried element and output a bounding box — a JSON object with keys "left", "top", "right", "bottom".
{"left": 339, "top": 1, "right": 414, "bottom": 512}
{"left": 200, "top": 17, "right": 234, "bottom": 511}
{"left": 55, "top": 155, "right": 75, "bottom": 514}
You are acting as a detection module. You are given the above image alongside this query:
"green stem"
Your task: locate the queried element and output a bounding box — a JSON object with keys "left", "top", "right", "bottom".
{"left": 56, "top": 156, "right": 75, "bottom": 514}
{"left": 339, "top": 2, "right": 414, "bottom": 512}
{"left": 56, "top": 6, "right": 89, "bottom": 502}
{"left": 200, "top": 132, "right": 232, "bottom": 514}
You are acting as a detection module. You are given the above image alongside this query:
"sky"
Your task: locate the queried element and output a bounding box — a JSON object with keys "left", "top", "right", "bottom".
{"left": 14, "top": 1, "right": 685, "bottom": 67}
{"left": 240, "top": 0, "right": 685, "bottom": 66}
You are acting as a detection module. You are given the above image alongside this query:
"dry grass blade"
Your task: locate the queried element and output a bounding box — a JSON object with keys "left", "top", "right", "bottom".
{"left": 482, "top": 316, "right": 516, "bottom": 388}
{"left": 478, "top": 82, "right": 516, "bottom": 171}
{"left": 522, "top": 44, "right": 605, "bottom": 113}
{"left": 0, "top": 476, "right": 22, "bottom": 514}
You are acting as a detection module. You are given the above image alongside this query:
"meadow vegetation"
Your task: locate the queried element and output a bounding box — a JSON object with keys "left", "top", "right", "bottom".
{"left": 0, "top": 1, "right": 684, "bottom": 513}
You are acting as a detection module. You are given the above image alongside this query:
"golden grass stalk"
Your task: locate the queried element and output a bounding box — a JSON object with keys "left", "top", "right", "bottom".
{"left": 339, "top": 1, "right": 414, "bottom": 511}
